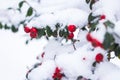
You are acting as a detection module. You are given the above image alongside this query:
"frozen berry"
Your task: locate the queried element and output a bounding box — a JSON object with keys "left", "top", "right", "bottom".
{"left": 30, "top": 27, "right": 37, "bottom": 33}
{"left": 91, "top": 39, "right": 103, "bottom": 48}
{"left": 86, "top": 33, "right": 93, "bottom": 42}
{"left": 24, "top": 26, "right": 30, "bottom": 33}
{"left": 100, "top": 15, "right": 106, "bottom": 20}
{"left": 67, "top": 25, "right": 76, "bottom": 32}
{"left": 68, "top": 33, "right": 74, "bottom": 39}
{"left": 95, "top": 53, "right": 103, "bottom": 63}
{"left": 30, "top": 27, "right": 37, "bottom": 38}
{"left": 52, "top": 67, "right": 63, "bottom": 80}
{"left": 30, "top": 32, "right": 37, "bottom": 38}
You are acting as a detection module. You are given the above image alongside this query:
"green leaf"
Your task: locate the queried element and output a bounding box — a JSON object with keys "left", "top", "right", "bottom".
{"left": 88, "top": 13, "right": 97, "bottom": 23}
{"left": 46, "top": 26, "right": 53, "bottom": 37}
{"left": 11, "top": 25, "right": 18, "bottom": 33}
{"left": 89, "top": 22, "right": 98, "bottom": 32}
{"left": 103, "top": 32, "right": 115, "bottom": 50}
{"left": 110, "top": 43, "right": 118, "bottom": 51}
{"left": 55, "top": 23, "right": 60, "bottom": 29}
{"left": 77, "top": 76, "right": 83, "bottom": 80}
{"left": 89, "top": 0, "right": 95, "bottom": 10}
{"left": 104, "top": 20, "right": 115, "bottom": 28}
{"left": 19, "top": 1, "right": 25, "bottom": 8}
{"left": 0, "top": 23, "right": 3, "bottom": 29}
{"left": 118, "top": 53, "right": 120, "bottom": 59}
{"left": 63, "top": 30, "right": 69, "bottom": 39}
{"left": 114, "top": 46, "right": 120, "bottom": 58}
{"left": 26, "top": 7, "right": 33, "bottom": 17}
{"left": 88, "top": 13, "right": 99, "bottom": 23}
{"left": 37, "top": 28, "right": 46, "bottom": 38}
{"left": 88, "top": 13, "right": 93, "bottom": 23}
{"left": 59, "top": 30, "right": 64, "bottom": 37}
{"left": 53, "top": 30, "right": 58, "bottom": 37}
{"left": 92, "top": 62, "right": 97, "bottom": 67}
{"left": 86, "top": 0, "right": 90, "bottom": 4}
{"left": 4, "top": 24, "right": 10, "bottom": 30}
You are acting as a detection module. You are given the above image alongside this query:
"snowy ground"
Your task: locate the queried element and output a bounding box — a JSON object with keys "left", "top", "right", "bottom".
{"left": 0, "top": 28, "right": 47, "bottom": 80}
{"left": 0, "top": 0, "right": 120, "bottom": 80}
{"left": 0, "top": 1, "right": 46, "bottom": 80}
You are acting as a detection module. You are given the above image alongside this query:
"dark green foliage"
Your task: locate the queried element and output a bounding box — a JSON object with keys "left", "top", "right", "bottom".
{"left": 11, "top": 25, "right": 18, "bottom": 33}
{"left": 92, "top": 61, "right": 97, "bottom": 67}
{"left": 19, "top": 1, "right": 25, "bottom": 8}
{"left": 4, "top": 24, "right": 10, "bottom": 30}
{"left": 88, "top": 13, "right": 99, "bottom": 23}
{"left": 0, "top": 23, "right": 3, "bottom": 29}
{"left": 89, "top": 22, "right": 98, "bottom": 32}
{"left": 59, "top": 30, "right": 64, "bottom": 37}
{"left": 86, "top": 0, "right": 90, "bottom": 4}
{"left": 114, "top": 46, "right": 120, "bottom": 57}
{"left": 46, "top": 26, "right": 53, "bottom": 37}
{"left": 0, "top": 24, "right": 19, "bottom": 33}
{"left": 90, "top": 0, "right": 95, "bottom": 10}
{"left": 53, "top": 30, "right": 58, "bottom": 37}
{"left": 104, "top": 20, "right": 115, "bottom": 28}
{"left": 103, "top": 32, "right": 115, "bottom": 50}
{"left": 37, "top": 28, "right": 46, "bottom": 38}
{"left": 26, "top": 7, "right": 33, "bottom": 17}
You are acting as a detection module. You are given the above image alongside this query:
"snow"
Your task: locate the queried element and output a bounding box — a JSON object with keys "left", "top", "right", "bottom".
{"left": 28, "top": 8, "right": 88, "bottom": 29}
{"left": 28, "top": 60, "right": 56, "bottom": 80}
{"left": 0, "top": 29, "right": 47, "bottom": 80}
{"left": 1, "top": 0, "right": 120, "bottom": 80}
{"left": 93, "top": 0, "right": 120, "bottom": 22}
{"left": 94, "top": 62, "right": 120, "bottom": 80}
{"left": 29, "top": 0, "right": 90, "bottom": 14}
{"left": 90, "top": 22, "right": 106, "bottom": 43}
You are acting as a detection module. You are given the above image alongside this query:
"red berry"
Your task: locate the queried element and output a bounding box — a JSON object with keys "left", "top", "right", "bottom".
{"left": 30, "top": 32, "right": 37, "bottom": 38}
{"left": 95, "top": 53, "right": 103, "bottom": 63}
{"left": 30, "top": 27, "right": 38, "bottom": 38}
{"left": 68, "top": 33, "right": 74, "bottom": 39}
{"left": 91, "top": 39, "right": 103, "bottom": 48}
{"left": 100, "top": 15, "right": 106, "bottom": 20}
{"left": 86, "top": 33, "right": 103, "bottom": 48}
{"left": 67, "top": 25, "right": 76, "bottom": 32}
{"left": 52, "top": 67, "right": 63, "bottom": 80}
{"left": 30, "top": 27, "right": 37, "bottom": 33}
{"left": 55, "top": 67, "right": 61, "bottom": 73}
{"left": 86, "top": 33, "right": 93, "bottom": 42}
{"left": 24, "top": 26, "right": 30, "bottom": 33}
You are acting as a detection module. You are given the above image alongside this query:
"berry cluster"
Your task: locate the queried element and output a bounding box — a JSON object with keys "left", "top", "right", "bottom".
{"left": 24, "top": 24, "right": 77, "bottom": 40}
{"left": 24, "top": 26, "right": 38, "bottom": 38}
{"left": 52, "top": 67, "right": 63, "bottom": 80}
{"left": 67, "top": 25, "right": 76, "bottom": 39}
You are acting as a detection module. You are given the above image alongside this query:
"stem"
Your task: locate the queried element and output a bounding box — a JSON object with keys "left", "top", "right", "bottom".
{"left": 72, "top": 41, "right": 76, "bottom": 50}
